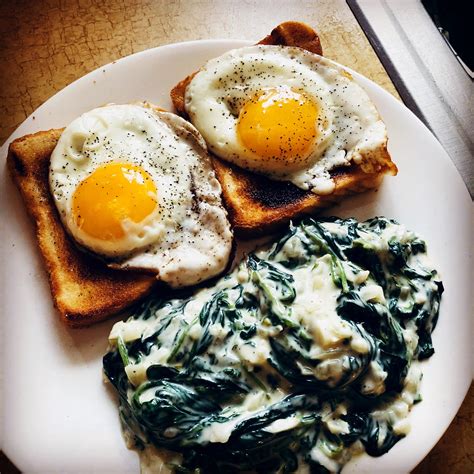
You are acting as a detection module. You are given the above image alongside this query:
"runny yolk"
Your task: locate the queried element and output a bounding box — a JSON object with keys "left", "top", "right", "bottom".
{"left": 72, "top": 162, "right": 158, "bottom": 241}
{"left": 237, "top": 87, "right": 319, "bottom": 165}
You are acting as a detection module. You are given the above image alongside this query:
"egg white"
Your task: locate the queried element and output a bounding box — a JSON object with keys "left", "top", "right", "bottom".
{"left": 49, "top": 104, "right": 233, "bottom": 288}
{"left": 185, "top": 45, "right": 390, "bottom": 195}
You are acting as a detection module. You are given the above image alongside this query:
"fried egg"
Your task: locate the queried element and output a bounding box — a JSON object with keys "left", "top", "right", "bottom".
{"left": 49, "top": 104, "right": 233, "bottom": 288}
{"left": 185, "top": 45, "right": 392, "bottom": 195}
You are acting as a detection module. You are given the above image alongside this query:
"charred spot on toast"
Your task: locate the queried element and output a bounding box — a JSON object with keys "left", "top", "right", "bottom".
{"left": 226, "top": 157, "right": 369, "bottom": 210}
{"left": 217, "top": 159, "right": 308, "bottom": 209}
{"left": 9, "top": 150, "right": 27, "bottom": 177}
{"left": 246, "top": 173, "right": 308, "bottom": 208}
{"left": 330, "top": 163, "right": 359, "bottom": 179}
{"left": 240, "top": 163, "right": 368, "bottom": 209}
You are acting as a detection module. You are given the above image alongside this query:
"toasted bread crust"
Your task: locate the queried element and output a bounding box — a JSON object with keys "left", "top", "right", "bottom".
{"left": 8, "top": 130, "right": 156, "bottom": 327}
{"left": 258, "top": 21, "right": 323, "bottom": 55}
{"left": 170, "top": 72, "right": 197, "bottom": 118}
{"left": 170, "top": 21, "right": 397, "bottom": 237}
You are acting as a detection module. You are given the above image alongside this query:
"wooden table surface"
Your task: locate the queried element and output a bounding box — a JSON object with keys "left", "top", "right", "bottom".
{"left": 0, "top": 1, "right": 472, "bottom": 472}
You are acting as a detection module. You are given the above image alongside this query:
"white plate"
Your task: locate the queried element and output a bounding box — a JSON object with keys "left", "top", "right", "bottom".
{"left": 0, "top": 40, "right": 471, "bottom": 473}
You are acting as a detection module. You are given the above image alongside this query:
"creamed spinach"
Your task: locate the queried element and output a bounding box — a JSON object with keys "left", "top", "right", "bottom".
{"left": 103, "top": 217, "right": 443, "bottom": 473}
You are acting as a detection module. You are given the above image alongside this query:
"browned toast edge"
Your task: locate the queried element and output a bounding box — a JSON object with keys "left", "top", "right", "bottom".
{"left": 7, "top": 129, "right": 157, "bottom": 327}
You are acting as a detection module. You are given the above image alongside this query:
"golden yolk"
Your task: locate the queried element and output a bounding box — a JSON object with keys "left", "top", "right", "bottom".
{"left": 72, "top": 163, "right": 157, "bottom": 241}
{"left": 237, "top": 87, "right": 319, "bottom": 165}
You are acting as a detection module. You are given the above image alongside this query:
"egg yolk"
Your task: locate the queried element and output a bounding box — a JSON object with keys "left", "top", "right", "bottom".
{"left": 237, "top": 87, "right": 319, "bottom": 165}
{"left": 72, "top": 163, "right": 158, "bottom": 241}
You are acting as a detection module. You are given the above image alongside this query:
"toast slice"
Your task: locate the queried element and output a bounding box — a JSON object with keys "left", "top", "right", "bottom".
{"left": 7, "top": 130, "right": 156, "bottom": 327}
{"left": 170, "top": 21, "right": 397, "bottom": 237}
